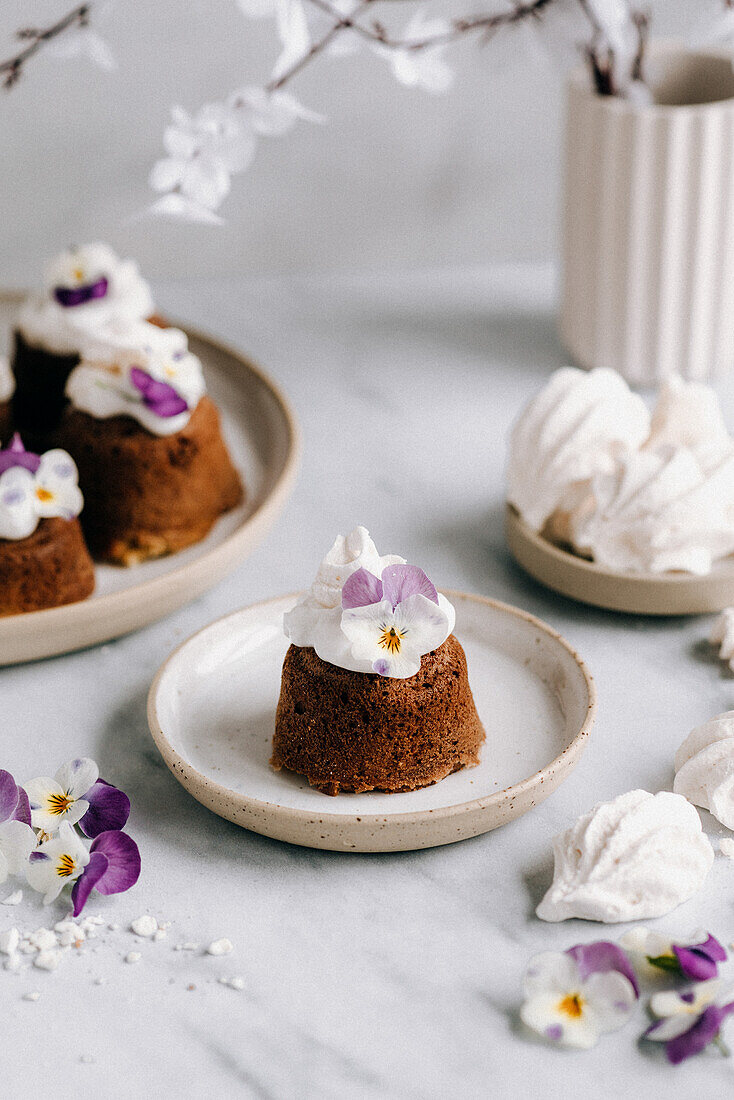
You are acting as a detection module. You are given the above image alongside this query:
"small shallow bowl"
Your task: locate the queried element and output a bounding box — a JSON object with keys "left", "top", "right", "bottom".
{"left": 506, "top": 503, "right": 734, "bottom": 616}
{"left": 147, "top": 590, "right": 596, "bottom": 853}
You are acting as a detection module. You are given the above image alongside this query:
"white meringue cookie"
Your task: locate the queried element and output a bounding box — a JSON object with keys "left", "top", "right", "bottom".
{"left": 711, "top": 609, "right": 734, "bottom": 673}
{"left": 569, "top": 446, "right": 734, "bottom": 574}
{"left": 674, "top": 711, "right": 734, "bottom": 830}
{"left": 647, "top": 374, "right": 732, "bottom": 471}
{"left": 536, "top": 789, "right": 714, "bottom": 923}
{"left": 507, "top": 367, "right": 650, "bottom": 532}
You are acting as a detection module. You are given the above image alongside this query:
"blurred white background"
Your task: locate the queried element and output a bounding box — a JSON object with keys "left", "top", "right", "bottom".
{"left": 0, "top": 0, "right": 716, "bottom": 282}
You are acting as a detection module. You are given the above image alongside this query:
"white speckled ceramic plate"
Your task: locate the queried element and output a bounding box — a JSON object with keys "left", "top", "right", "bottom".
{"left": 147, "top": 590, "right": 596, "bottom": 852}
{"left": 0, "top": 292, "right": 301, "bottom": 665}
{"left": 506, "top": 504, "right": 734, "bottom": 616}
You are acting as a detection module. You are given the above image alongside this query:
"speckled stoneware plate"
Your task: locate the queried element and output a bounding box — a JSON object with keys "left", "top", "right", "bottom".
{"left": 506, "top": 504, "right": 734, "bottom": 616}
{"left": 0, "top": 291, "right": 301, "bottom": 665}
{"left": 147, "top": 590, "right": 596, "bottom": 852}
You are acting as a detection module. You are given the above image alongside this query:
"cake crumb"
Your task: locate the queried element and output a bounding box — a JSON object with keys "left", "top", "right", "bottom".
{"left": 153, "top": 929, "right": 167, "bottom": 942}
{"left": 80, "top": 1055, "right": 95, "bottom": 1065}
{"left": 23, "top": 991, "right": 40, "bottom": 1002}
{"left": 219, "top": 976, "right": 244, "bottom": 991}
{"left": 720, "top": 838, "right": 734, "bottom": 859}
{"left": 207, "top": 938, "right": 233, "bottom": 957}
{"left": 125, "top": 952, "right": 142, "bottom": 964}
{"left": 131, "top": 915, "right": 158, "bottom": 938}
{"left": 0, "top": 928, "right": 19, "bottom": 955}
{"left": 34, "top": 949, "right": 63, "bottom": 971}
{"left": 1, "top": 890, "right": 22, "bottom": 906}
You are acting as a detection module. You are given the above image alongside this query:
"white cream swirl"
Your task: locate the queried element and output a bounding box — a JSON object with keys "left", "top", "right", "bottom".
{"left": 284, "top": 526, "right": 456, "bottom": 675}
{"left": 674, "top": 711, "right": 734, "bottom": 831}
{"left": 0, "top": 356, "right": 14, "bottom": 402}
{"left": 18, "top": 243, "right": 155, "bottom": 355}
{"left": 66, "top": 323, "right": 205, "bottom": 437}
{"left": 646, "top": 375, "right": 733, "bottom": 471}
{"left": 507, "top": 367, "right": 650, "bottom": 532}
{"left": 536, "top": 789, "right": 714, "bottom": 923}
{"left": 569, "top": 446, "right": 734, "bottom": 574}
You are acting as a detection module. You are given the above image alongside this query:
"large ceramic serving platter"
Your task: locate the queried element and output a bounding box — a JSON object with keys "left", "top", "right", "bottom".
{"left": 506, "top": 504, "right": 734, "bottom": 616}
{"left": 147, "top": 591, "right": 596, "bottom": 852}
{"left": 0, "top": 292, "right": 300, "bottom": 665}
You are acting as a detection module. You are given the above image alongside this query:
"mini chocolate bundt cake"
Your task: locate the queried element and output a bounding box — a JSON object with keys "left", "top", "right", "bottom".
{"left": 0, "top": 517, "right": 94, "bottom": 615}
{"left": 272, "top": 635, "right": 485, "bottom": 795}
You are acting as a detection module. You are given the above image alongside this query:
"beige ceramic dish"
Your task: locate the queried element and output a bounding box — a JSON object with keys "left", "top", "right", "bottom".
{"left": 147, "top": 590, "right": 596, "bottom": 852}
{"left": 0, "top": 293, "right": 301, "bottom": 665}
{"left": 506, "top": 504, "right": 734, "bottom": 616}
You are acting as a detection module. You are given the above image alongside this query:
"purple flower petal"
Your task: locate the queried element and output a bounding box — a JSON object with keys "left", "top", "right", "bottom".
{"left": 674, "top": 936, "right": 728, "bottom": 982}
{"left": 71, "top": 851, "right": 109, "bottom": 917}
{"left": 130, "top": 367, "right": 188, "bottom": 418}
{"left": 79, "top": 779, "right": 130, "bottom": 838}
{"left": 12, "top": 786, "right": 31, "bottom": 827}
{"left": 566, "top": 941, "right": 639, "bottom": 998}
{"left": 0, "top": 434, "right": 41, "bottom": 475}
{"left": 88, "top": 830, "right": 141, "bottom": 895}
{"left": 0, "top": 770, "right": 19, "bottom": 824}
{"left": 341, "top": 568, "right": 383, "bottom": 610}
{"left": 54, "top": 277, "right": 108, "bottom": 308}
{"left": 665, "top": 1005, "right": 727, "bottom": 1065}
{"left": 381, "top": 564, "right": 439, "bottom": 609}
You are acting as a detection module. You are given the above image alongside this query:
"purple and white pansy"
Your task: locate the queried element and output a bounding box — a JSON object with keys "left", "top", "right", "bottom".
{"left": 65, "top": 335, "right": 206, "bottom": 437}
{"left": 284, "top": 528, "right": 455, "bottom": 679}
{"left": 0, "top": 758, "right": 139, "bottom": 915}
{"left": 644, "top": 982, "right": 734, "bottom": 1064}
{"left": 341, "top": 564, "right": 453, "bottom": 678}
{"left": 520, "top": 942, "right": 639, "bottom": 1049}
{"left": 620, "top": 927, "right": 727, "bottom": 982}
{"left": 0, "top": 434, "right": 83, "bottom": 541}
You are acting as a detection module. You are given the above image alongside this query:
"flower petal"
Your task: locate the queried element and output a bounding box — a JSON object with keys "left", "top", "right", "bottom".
{"left": 666, "top": 1005, "right": 726, "bottom": 1065}
{"left": 147, "top": 194, "right": 225, "bottom": 226}
{"left": 650, "top": 981, "right": 721, "bottom": 1019}
{"left": 523, "top": 951, "right": 580, "bottom": 998}
{"left": 566, "top": 941, "right": 639, "bottom": 998}
{"left": 88, "top": 830, "right": 141, "bottom": 895}
{"left": 645, "top": 1015, "right": 699, "bottom": 1043}
{"left": 381, "top": 564, "right": 439, "bottom": 608}
{"left": 392, "top": 593, "right": 450, "bottom": 654}
{"left": 12, "top": 787, "right": 31, "bottom": 827}
{"left": 341, "top": 567, "right": 383, "bottom": 609}
{"left": 71, "top": 851, "right": 109, "bottom": 917}
{"left": 55, "top": 758, "right": 99, "bottom": 800}
{"left": 79, "top": 780, "right": 131, "bottom": 838}
{"left": 0, "top": 770, "right": 19, "bottom": 824}
{"left": 580, "top": 971, "right": 636, "bottom": 1033}
{"left": 0, "top": 820, "right": 36, "bottom": 875}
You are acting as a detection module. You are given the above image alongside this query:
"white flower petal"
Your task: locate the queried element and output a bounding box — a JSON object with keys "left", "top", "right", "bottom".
{"left": 646, "top": 1015, "right": 699, "bottom": 1042}
{"left": 55, "top": 758, "right": 98, "bottom": 800}
{"left": 523, "top": 952, "right": 580, "bottom": 998}
{"left": 650, "top": 981, "right": 721, "bottom": 1019}
{"left": 581, "top": 971, "right": 636, "bottom": 1033}
{"left": 148, "top": 195, "right": 225, "bottom": 226}
{"left": 180, "top": 155, "right": 231, "bottom": 210}
{"left": 0, "top": 466, "right": 37, "bottom": 540}
{"left": 149, "top": 157, "right": 186, "bottom": 193}
{"left": 520, "top": 992, "right": 600, "bottom": 1049}
{"left": 271, "top": 0, "right": 311, "bottom": 82}
{"left": 0, "top": 821, "right": 36, "bottom": 876}
{"left": 393, "top": 593, "right": 450, "bottom": 655}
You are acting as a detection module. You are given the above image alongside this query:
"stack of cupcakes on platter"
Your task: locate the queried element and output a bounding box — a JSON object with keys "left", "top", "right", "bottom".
{"left": 0, "top": 244, "right": 244, "bottom": 611}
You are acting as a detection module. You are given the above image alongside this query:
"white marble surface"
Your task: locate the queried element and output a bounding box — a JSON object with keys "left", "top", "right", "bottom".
{"left": 3, "top": 264, "right": 734, "bottom": 1097}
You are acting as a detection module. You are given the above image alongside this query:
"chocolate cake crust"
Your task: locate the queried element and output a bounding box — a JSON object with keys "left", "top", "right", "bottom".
{"left": 0, "top": 400, "right": 11, "bottom": 442}
{"left": 54, "top": 396, "right": 243, "bottom": 565}
{"left": 272, "top": 635, "right": 485, "bottom": 795}
{"left": 0, "top": 517, "right": 95, "bottom": 615}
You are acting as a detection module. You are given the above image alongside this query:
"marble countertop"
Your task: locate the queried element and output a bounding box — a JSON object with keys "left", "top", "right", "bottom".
{"left": 3, "top": 264, "right": 734, "bottom": 1098}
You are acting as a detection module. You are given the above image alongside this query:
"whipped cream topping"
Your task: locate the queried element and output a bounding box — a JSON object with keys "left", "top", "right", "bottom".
{"left": 0, "top": 356, "right": 14, "bottom": 402}
{"left": 569, "top": 446, "right": 734, "bottom": 574}
{"left": 284, "top": 526, "right": 456, "bottom": 676}
{"left": 66, "top": 323, "right": 205, "bottom": 437}
{"left": 646, "top": 375, "right": 733, "bottom": 471}
{"left": 536, "top": 789, "right": 714, "bottom": 923}
{"left": 17, "top": 243, "right": 155, "bottom": 355}
{"left": 507, "top": 367, "right": 650, "bottom": 532}
{"left": 674, "top": 711, "right": 734, "bottom": 831}
{"left": 0, "top": 437, "right": 83, "bottom": 540}
{"left": 711, "top": 609, "right": 734, "bottom": 672}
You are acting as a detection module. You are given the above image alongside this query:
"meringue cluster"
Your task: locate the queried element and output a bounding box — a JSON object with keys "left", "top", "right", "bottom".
{"left": 508, "top": 367, "right": 734, "bottom": 575}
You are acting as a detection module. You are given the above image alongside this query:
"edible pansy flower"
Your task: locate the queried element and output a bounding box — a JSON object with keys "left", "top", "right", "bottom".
{"left": 130, "top": 367, "right": 188, "bottom": 418}
{"left": 33, "top": 449, "right": 84, "bottom": 520}
{"left": 71, "top": 830, "right": 141, "bottom": 916}
{"left": 0, "top": 434, "right": 41, "bottom": 475}
{"left": 644, "top": 981, "right": 734, "bottom": 1064}
{"left": 26, "top": 758, "right": 130, "bottom": 838}
{"left": 26, "top": 822, "right": 90, "bottom": 904}
{"left": 619, "top": 928, "right": 727, "bottom": 982}
{"left": 341, "top": 564, "right": 452, "bottom": 678}
{"left": 0, "top": 439, "right": 83, "bottom": 541}
{"left": 520, "top": 943, "right": 638, "bottom": 1049}
{"left": 0, "top": 770, "right": 35, "bottom": 887}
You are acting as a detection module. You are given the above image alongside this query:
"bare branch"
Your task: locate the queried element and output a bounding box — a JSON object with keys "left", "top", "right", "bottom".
{"left": 1, "top": 4, "right": 90, "bottom": 88}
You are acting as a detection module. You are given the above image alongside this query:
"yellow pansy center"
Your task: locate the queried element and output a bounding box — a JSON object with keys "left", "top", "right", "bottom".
{"left": 36, "top": 487, "right": 54, "bottom": 503}
{"left": 164, "top": 365, "right": 177, "bottom": 378}
{"left": 47, "top": 792, "right": 74, "bottom": 816}
{"left": 558, "top": 994, "right": 584, "bottom": 1019}
{"left": 379, "top": 626, "right": 405, "bottom": 654}
{"left": 56, "top": 853, "right": 78, "bottom": 878}
{"left": 73, "top": 267, "right": 85, "bottom": 284}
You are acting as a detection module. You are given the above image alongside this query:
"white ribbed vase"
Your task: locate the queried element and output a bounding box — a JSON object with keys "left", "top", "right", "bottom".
{"left": 560, "top": 49, "right": 734, "bottom": 385}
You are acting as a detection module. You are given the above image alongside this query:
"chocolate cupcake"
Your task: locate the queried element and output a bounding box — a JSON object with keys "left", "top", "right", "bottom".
{"left": 0, "top": 356, "right": 14, "bottom": 441}
{"left": 0, "top": 435, "right": 94, "bottom": 614}
{"left": 272, "top": 527, "right": 485, "bottom": 794}
{"left": 12, "top": 243, "right": 155, "bottom": 441}
{"left": 56, "top": 324, "right": 243, "bottom": 565}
